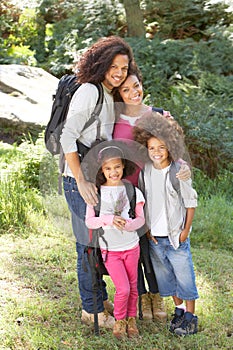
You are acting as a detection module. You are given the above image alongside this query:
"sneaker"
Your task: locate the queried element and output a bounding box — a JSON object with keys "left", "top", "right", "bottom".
{"left": 113, "top": 319, "right": 127, "bottom": 339}
{"left": 169, "top": 307, "right": 185, "bottom": 333}
{"left": 81, "top": 309, "right": 115, "bottom": 329}
{"left": 174, "top": 312, "right": 198, "bottom": 336}
{"left": 103, "top": 299, "right": 114, "bottom": 316}
{"left": 127, "top": 317, "right": 139, "bottom": 338}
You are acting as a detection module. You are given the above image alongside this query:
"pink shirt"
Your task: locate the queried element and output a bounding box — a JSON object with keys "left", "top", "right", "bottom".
{"left": 113, "top": 108, "right": 172, "bottom": 186}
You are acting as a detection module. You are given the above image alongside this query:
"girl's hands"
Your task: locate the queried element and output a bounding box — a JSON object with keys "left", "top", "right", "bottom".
{"left": 113, "top": 215, "right": 126, "bottom": 230}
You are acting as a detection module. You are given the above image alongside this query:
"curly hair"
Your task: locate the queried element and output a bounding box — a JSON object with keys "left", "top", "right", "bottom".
{"left": 133, "top": 111, "right": 185, "bottom": 161}
{"left": 75, "top": 36, "right": 134, "bottom": 84}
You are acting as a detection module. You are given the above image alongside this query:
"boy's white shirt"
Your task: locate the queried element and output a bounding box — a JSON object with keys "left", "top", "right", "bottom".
{"left": 150, "top": 165, "right": 170, "bottom": 236}
{"left": 139, "top": 162, "right": 198, "bottom": 249}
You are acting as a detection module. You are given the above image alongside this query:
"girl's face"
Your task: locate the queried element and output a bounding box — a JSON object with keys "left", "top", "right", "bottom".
{"left": 118, "top": 74, "right": 143, "bottom": 105}
{"left": 101, "top": 157, "right": 124, "bottom": 186}
{"left": 147, "top": 137, "right": 170, "bottom": 169}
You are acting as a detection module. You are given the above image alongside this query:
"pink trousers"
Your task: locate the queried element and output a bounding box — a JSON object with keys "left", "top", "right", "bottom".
{"left": 102, "top": 244, "right": 140, "bottom": 320}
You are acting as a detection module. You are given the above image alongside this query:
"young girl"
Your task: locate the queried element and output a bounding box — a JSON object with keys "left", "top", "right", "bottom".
{"left": 133, "top": 111, "right": 199, "bottom": 336}
{"left": 85, "top": 143, "right": 145, "bottom": 339}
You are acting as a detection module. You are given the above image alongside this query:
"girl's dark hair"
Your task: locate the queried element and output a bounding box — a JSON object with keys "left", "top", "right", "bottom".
{"left": 133, "top": 111, "right": 186, "bottom": 161}
{"left": 76, "top": 36, "right": 135, "bottom": 84}
{"left": 95, "top": 144, "right": 136, "bottom": 188}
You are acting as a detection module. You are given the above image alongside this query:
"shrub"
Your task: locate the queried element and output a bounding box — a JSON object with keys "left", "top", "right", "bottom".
{"left": 192, "top": 194, "right": 233, "bottom": 252}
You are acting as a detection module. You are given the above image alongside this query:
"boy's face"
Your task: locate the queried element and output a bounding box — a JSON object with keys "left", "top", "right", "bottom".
{"left": 147, "top": 137, "right": 170, "bottom": 169}
{"left": 103, "top": 54, "right": 129, "bottom": 90}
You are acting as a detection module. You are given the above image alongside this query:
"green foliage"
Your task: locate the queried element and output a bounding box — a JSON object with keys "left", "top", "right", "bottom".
{"left": 192, "top": 195, "right": 233, "bottom": 252}
{"left": 0, "top": 135, "right": 60, "bottom": 234}
{"left": 192, "top": 168, "right": 233, "bottom": 200}
{"left": 126, "top": 33, "right": 233, "bottom": 177}
{"left": 46, "top": 0, "right": 125, "bottom": 75}
{"left": 0, "top": 173, "right": 43, "bottom": 234}
{"left": 1, "top": 0, "right": 233, "bottom": 178}
{"left": 143, "top": 0, "right": 233, "bottom": 40}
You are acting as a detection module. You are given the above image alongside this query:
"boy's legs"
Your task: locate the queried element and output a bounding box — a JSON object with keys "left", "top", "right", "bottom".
{"left": 149, "top": 237, "right": 198, "bottom": 335}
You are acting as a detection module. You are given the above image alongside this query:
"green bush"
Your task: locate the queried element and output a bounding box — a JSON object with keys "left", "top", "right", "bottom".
{"left": 0, "top": 172, "right": 43, "bottom": 234}
{"left": 192, "top": 194, "right": 233, "bottom": 252}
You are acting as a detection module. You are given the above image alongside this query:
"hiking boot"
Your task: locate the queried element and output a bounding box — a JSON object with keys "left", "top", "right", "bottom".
{"left": 103, "top": 300, "right": 114, "bottom": 316}
{"left": 150, "top": 292, "right": 167, "bottom": 323}
{"left": 169, "top": 307, "right": 185, "bottom": 333}
{"left": 81, "top": 309, "right": 115, "bottom": 329}
{"left": 174, "top": 312, "right": 198, "bottom": 336}
{"left": 140, "top": 293, "right": 153, "bottom": 321}
{"left": 127, "top": 317, "right": 139, "bottom": 338}
{"left": 113, "top": 319, "right": 127, "bottom": 339}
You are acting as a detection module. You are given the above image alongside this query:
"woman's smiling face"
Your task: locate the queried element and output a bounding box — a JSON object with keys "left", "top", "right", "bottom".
{"left": 118, "top": 74, "right": 143, "bottom": 105}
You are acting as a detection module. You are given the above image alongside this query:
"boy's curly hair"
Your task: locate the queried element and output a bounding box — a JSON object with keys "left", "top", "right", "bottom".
{"left": 133, "top": 111, "right": 185, "bottom": 161}
{"left": 75, "top": 36, "right": 135, "bottom": 84}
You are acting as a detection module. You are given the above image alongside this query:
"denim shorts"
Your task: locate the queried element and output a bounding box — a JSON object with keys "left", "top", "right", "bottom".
{"left": 149, "top": 237, "right": 199, "bottom": 300}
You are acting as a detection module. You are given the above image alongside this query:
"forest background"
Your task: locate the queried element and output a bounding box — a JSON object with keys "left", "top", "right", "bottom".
{"left": 0, "top": 1, "right": 233, "bottom": 349}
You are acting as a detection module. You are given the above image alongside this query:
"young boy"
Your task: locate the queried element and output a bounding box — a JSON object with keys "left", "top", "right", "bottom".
{"left": 133, "top": 111, "right": 199, "bottom": 336}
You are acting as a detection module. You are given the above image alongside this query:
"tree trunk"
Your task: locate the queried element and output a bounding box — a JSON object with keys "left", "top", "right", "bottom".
{"left": 122, "top": 0, "right": 145, "bottom": 37}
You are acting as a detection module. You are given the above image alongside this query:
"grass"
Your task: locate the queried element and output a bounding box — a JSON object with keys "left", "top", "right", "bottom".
{"left": 0, "top": 195, "right": 232, "bottom": 350}
{"left": 0, "top": 140, "right": 233, "bottom": 349}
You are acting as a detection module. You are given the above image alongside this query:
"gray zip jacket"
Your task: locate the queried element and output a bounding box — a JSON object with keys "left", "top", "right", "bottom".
{"left": 138, "top": 162, "right": 198, "bottom": 249}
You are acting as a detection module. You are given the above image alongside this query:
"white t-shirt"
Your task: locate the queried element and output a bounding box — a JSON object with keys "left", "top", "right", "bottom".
{"left": 99, "top": 185, "right": 144, "bottom": 251}
{"left": 150, "top": 165, "right": 170, "bottom": 236}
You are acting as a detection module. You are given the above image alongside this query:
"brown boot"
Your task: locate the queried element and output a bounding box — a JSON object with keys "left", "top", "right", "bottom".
{"left": 81, "top": 309, "right": 115, "bottom": 329}
{"left": 103, "top": 299, "right": 114, "bottom": 316}
{"left": 150, "top": 292, "right": 167, "bottom": 323}
{"left": 127, "top": 317, "right": 139, "bottom": 338}
{"left": 113, "top": 319, "right": 127, "bottom": 339}
{"left": 140, "top": 293, "right": 153, "bottom": 321}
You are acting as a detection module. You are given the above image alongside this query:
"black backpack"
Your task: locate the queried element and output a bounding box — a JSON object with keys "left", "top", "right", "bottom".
{"left": 44, "top": 74, "right": 104, "bottom": 156}
{"left": 84, "top": 181, "right": 136, "bottom": 335}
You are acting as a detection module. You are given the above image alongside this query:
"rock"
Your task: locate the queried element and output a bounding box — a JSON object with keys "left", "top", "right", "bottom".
{"left": 0, "top": 64, "right": 59, "bottom": 143}
{"left": 0, "top": 64, "right": 58, "bottom": 125}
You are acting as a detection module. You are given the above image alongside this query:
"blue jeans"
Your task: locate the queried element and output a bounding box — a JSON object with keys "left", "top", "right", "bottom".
{"left": 149, "top": 237, "right": 199, "bottom": 301}
{"left": 63, "top": 176, "right": 108, "bottom": 313}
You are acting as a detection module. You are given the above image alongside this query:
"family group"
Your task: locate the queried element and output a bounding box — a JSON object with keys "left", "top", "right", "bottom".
{"left": 59, "top": 36, "right": 199, "bottom": 339}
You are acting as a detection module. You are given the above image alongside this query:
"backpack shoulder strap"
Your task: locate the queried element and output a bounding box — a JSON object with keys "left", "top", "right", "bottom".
{"left": 169, "top": 161, "right": 181, "bottom": 193}
{"left": 82, "top": 83, "right": 104, "bottom": 135}
{"left": 94, "top": 187, "right": 101, "bottom": 217}
{"left": 152, "top": 106, "right": 164, "bottom": 115}
{"left": 123, "top": 181, "right": 136, "bottom": 219}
